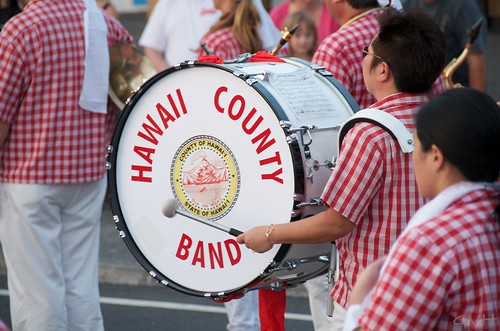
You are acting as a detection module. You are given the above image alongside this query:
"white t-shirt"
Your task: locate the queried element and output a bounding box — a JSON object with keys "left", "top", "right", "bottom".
{"left": 139, "top": 0, "right": 220, "bottom": 67}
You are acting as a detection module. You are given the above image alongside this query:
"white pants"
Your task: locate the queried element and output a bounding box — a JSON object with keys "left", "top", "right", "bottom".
{"left": 304, "top": 276, "right": 333, "bottom": 331}
{"left": 330, "top": 301, "right": 347, "bottom": 331}
{"left": 0, "top": 180, "right": 107, "bottom": 331}
{"left": 224, "top": 291, "right": 260, "bottom": 331}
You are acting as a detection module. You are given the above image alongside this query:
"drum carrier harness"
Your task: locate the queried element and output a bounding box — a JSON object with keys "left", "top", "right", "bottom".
{"left": 337, "top": 108, "right": 415, "bottom": 154}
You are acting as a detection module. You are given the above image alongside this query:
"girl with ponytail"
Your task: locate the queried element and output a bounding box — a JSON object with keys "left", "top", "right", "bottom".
{"left": 199, "top": 0, "right": 281, "bottom": 60}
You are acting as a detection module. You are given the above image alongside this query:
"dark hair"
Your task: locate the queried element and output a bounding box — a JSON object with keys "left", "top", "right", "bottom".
{"left": 347, "top": 0, "right": 379, "bottom": 9}
{"left": 415, "top": 88, "right": 500, "bottom": 182}
{"left": 370, "top": 7, "right": 446, "bottom": 93}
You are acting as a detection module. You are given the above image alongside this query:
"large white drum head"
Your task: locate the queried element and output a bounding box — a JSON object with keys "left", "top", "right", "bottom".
{"left": 109, "top": 64, "right": 296, "bottom": 295}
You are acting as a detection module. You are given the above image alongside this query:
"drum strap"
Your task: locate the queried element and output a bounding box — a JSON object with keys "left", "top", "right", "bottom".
{"left": 338, "top": 109, "right": 414, "bottom": 154}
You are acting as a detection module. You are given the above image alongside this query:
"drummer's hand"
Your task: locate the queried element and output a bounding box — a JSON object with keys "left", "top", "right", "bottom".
{"left": 237, "top": 226, "right": 273, "bottom": 253}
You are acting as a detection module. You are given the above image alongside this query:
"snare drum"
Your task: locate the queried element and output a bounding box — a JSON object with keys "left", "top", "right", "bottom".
{"left": 107, "top": 57, "right": 358, "bottom": 298}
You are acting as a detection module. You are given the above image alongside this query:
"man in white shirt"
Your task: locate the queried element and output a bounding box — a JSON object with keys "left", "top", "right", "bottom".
{"left": 139, "top": 0, "right": 220, "bottom": 71}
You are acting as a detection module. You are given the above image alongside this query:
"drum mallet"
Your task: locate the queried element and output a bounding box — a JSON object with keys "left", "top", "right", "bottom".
{"left": 162, "top": 199, "right": 243, "bottom": 237}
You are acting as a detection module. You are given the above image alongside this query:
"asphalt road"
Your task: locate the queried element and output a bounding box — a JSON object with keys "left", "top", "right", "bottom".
{"left": 0, "top": 276, "right": 314, "bottom": 331}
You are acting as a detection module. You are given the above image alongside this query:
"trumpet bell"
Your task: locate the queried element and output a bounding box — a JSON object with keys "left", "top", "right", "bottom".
{"left": 109, "top": 43, "right": 157, "bottom": 110}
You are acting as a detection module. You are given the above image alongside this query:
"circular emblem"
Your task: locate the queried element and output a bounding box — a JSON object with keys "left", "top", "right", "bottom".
{"left": 171, "top": 135, "right": 240, "bottom": 221}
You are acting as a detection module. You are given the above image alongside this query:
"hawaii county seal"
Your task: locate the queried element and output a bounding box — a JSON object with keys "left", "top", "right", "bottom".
{"left": 171, "top": 135, "right": 240, "bottom": 221}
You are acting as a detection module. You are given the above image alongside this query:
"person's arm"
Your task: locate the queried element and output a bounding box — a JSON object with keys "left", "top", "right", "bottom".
{"left": 96, "top": 0, "right": 119, "bottom": 20}
{"left": 467, "top": 52, "right": 486, "bottom": 91}
{"left": 143, "top": 46, "right": 168, "bottom": 72}
{"left": 0, "top": 120, "right": 10, "bottom": 148}
{"left": 342, "top": 258, "right": 385, "bottom": 331}
{"left": 349, "top": 257, "right": 385, "bottom": 305}
{"left": 237, "top": 207, "right": 355, "bottom": 253}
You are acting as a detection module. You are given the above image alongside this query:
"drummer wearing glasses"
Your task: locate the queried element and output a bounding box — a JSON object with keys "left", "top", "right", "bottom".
{"left": 237, "top": 7, "right": 446, "bottom": 331}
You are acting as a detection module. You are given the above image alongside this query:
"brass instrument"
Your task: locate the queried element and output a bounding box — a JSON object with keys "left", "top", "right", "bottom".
{"left": 442, "top": 18, "right": 484, "bottom": 89}
{"left": 269, "top": 24, "right": 299, "bottom": 56}
{"left": 442, "top": 18, "right": 499, "bottom": 107}
{"left": 108, "top": 43, "right": 157, "bottom": 110}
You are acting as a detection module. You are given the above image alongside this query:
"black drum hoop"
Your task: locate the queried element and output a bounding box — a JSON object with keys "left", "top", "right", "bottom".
{"left": 107, "top": 62, "right": 296, "bottom": 298}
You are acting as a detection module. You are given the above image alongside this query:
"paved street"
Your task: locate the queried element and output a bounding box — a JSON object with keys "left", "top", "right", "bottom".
{"left": 0, "top": 276, "right": 314, "bottom": 330}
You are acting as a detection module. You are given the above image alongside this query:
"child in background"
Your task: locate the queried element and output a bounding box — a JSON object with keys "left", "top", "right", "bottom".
{"left": 283, "top": 11, "right": 318, "bottom": 61}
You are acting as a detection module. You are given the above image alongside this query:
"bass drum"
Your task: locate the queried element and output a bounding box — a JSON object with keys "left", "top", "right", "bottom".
{"left": 107, "top": 57, "right": 359, "bottom": 299}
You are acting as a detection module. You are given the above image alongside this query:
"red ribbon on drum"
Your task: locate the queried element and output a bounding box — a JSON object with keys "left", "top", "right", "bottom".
{"left": 247, "top": 51, "right": 285, "bottom": 63}
{"left": 197, "top": 55, "right": 224, "bottom": 64}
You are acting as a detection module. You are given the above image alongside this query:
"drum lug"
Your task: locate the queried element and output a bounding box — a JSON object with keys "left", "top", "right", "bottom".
{"left": 310, "top": 64, "right": 332, "bottom": 77}
{"left": 293, "top": 193, "right": 305, "bottom": 202}
{"left": 237, "top": 53, "right": 253, "bottom": 63}
{"left": 291, "top": 209, "right": 302, "bottom": 218}
{"left": 231, "top": 69, "right": 260, "bottom": 86}
{"left": 280, "top": 120, "right": 292, "bottom": 129}
{"left": 245, "top": 77, "right": 258, "bottom": 86}
{"left": 122, "top": 86, "right": 141, "bottom": 107}
{"left": 286, "top": 133, "right": 298, "bottom": 144}
{"left": 269, "top": 282, "right": 285, "bottom": 291}
{"left": 106, "top": 145, "right": 113, "bottom": 170}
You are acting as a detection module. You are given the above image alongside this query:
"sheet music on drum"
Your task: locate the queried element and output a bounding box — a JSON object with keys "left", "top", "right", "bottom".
{"left": 268, "top": 67, "right": 337, "bottom": 120}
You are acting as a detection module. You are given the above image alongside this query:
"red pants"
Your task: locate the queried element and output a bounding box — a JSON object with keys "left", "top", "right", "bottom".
{"left": 259, "top": 288, "right": 286, "bottom": 331}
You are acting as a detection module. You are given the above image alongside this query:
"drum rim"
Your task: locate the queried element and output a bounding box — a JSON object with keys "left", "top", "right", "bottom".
{"left": 107, "top": 62, "right": 300, "bottom": 298}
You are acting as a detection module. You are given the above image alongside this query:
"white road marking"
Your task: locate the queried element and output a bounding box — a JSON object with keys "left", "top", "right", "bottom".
{"left": 0, "top": 289, "right": 312, "bottom": 322}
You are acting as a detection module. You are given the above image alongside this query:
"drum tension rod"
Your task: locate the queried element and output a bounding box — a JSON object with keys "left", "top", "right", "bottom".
{"left": 266, "top": 260, "right": 298, "bottom": 273}
{"left": 285, "top": 124, "right": 317, "bottom": 134}
{"left": 266, "top": 254, "right": 330, "bottom": 274}
{"left": 298, "top": 254, "right": 330, "bottom": 264}
{"left": 296, "top": 198, "right": 323, "bottom": 209}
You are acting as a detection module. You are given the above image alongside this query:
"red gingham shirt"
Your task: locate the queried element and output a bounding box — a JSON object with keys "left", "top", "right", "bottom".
{"left": 321, "top": 93, "right": 427, "bottom": 308}
{"left": 312, "top": 9, "right": 382, "bottom": 109}
{"left": 360, "top": 187, "right": 500, "bottom": 330}
{"left": 199, "top": 27, "right": 246, "bottom": 61}
{"left": 0, "top": 0, "right": 133, "bottom": 184}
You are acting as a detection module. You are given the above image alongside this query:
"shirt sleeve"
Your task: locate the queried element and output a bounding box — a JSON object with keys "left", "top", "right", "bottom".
{"left": 138, "top": 0, "right": 169, "bottom": 50}
{"left": 359, "top": 228, "right": 451, "bottom": 330}
{"left": 105, "top": 14, "right": 134, "bottom": 45}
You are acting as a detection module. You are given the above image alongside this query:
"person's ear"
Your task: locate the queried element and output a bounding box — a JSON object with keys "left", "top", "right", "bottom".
{"left": 431, "top": 144, "right": 445, "bottom": 171}
{"left": 377, "top": 62, "right": 390, "bottom": 82}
